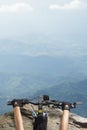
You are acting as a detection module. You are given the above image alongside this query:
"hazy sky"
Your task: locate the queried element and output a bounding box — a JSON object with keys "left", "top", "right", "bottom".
{"left": 0, "top": 0, "right": 87, "bottom": 40}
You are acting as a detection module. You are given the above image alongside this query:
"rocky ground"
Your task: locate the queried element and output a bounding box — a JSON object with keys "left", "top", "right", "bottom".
{"left": 0, "top": 104, "right": 87, "bottom": 130}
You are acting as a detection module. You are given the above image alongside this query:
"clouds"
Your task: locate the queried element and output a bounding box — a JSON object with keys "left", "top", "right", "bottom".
{"left": 49, "top": 0, "right": 87, "bottom": 10}
{"left": 0, "top": 2, "right": 34, "bottom": 13}
{"left": 0, "top": 0, "right": 86, "bottom": 40}
{"left": 0, "top": 0, "right": 87, "bottom": 13}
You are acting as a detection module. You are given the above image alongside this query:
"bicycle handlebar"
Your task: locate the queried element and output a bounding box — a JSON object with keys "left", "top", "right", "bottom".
{"left": 7, "top": 99, "right": 29, "bottom": 105}
{"left": 51, "top": 100, "right": 82, "bottom": 109}
{"left": 7, "top": 95, "right": 82, "bottom": 109}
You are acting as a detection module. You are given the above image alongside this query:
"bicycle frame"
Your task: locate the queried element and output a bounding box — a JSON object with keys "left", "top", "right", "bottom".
{"left": 33, "top": 96, "right": 48, "bottom": 130}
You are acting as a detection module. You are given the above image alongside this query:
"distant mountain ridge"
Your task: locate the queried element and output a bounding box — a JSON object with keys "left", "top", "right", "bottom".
{"left": 0, "top": 37, "right": 87, "bottom": 57}
{"left": 0, "top": 54, "right": 87, "bottom": 75}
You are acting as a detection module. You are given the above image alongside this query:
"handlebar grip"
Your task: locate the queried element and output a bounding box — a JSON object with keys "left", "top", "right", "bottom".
{"left": 7, "top": 99, "right": 29, "bottom": 106}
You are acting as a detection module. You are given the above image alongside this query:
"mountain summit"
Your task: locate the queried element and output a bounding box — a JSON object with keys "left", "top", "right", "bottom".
{"left": 0, "top": 105, "right": 87, "bottom": 130}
